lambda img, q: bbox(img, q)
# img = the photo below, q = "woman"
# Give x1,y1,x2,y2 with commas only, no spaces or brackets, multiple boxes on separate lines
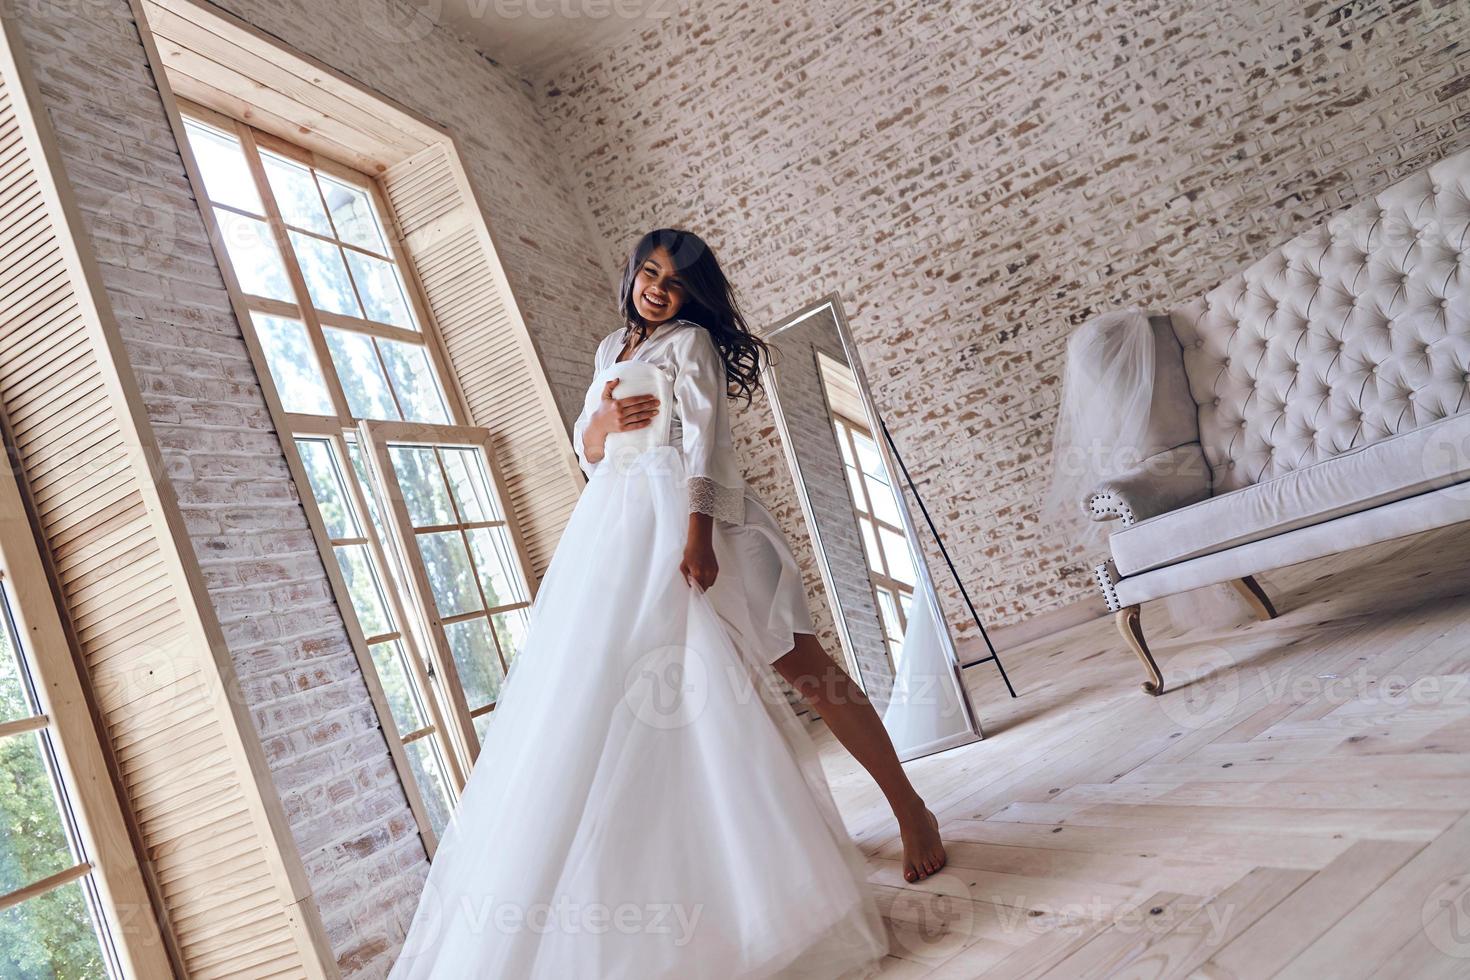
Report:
388,229,944,979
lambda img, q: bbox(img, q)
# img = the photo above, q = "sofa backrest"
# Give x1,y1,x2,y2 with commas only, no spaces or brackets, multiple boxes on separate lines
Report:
1166,145,1470,495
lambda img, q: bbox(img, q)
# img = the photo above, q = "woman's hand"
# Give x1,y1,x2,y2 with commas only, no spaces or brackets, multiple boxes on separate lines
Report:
680,541,719,591
582,379,660,464
680,513,718,590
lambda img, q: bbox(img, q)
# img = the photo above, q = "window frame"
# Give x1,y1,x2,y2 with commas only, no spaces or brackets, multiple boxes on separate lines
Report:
832,409,915,668
293,429,470,801
173,98,524,850
184,103,467,432
358,420,537,770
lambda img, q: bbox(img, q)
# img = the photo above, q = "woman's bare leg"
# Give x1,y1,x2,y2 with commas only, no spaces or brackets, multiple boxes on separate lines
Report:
773,633,946,882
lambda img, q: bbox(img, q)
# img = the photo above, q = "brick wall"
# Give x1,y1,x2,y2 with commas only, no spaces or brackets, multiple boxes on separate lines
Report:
12,0,612,974
540,0,1470,645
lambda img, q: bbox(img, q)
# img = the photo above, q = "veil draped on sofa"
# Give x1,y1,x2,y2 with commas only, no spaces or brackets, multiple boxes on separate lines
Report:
1044,307,1251,629
1042,308,1156,550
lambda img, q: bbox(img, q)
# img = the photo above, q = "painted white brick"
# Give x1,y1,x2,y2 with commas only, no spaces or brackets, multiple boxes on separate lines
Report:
540,0,1470,644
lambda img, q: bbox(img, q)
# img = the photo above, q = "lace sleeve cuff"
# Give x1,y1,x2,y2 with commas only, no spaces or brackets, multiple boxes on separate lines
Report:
688,476,745,524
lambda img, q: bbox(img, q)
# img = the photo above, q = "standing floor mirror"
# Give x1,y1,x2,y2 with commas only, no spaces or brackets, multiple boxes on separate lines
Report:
764,295,983,761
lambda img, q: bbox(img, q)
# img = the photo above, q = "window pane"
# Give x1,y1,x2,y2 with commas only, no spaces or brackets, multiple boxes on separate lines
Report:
473,711,493,749
443,618,504,710
490,607,530,666
466,526,526,608
183,120,262,215
0,623,30,723
865,473,902,527
389,447,454,527
295,438,358,539
402,738,454,836
842,463,865,513
876,588,902,642
335,545,391,638
882,631,905,664
346,440,393,564
215,209,292,301
254,315,334,416
261,152,332,235
859,519,882,574
290,231,362,317
418,532,481,618
345,250,417,329
440,448,500,523
318,173,388,254
0,878,108,979
324,328,399,420
0,732,76,894
834,423,856,466
368,641,423,735
379,340,447,424
879,527,916,586
854,432,886,480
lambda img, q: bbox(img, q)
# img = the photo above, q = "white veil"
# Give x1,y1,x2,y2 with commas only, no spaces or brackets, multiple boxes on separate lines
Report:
1044,309,1247,630
1042,307,1157,551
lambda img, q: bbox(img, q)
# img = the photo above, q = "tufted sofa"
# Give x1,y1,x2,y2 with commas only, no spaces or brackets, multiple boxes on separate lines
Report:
1087,145,1470,695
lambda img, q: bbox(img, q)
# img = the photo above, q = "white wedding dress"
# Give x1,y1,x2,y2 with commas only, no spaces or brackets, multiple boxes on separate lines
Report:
388,321,889,979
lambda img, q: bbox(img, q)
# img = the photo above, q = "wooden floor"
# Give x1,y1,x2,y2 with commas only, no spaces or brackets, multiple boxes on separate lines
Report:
817,521,1470,979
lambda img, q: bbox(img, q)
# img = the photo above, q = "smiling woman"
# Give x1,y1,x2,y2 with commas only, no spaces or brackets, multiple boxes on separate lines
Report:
387,229,893,979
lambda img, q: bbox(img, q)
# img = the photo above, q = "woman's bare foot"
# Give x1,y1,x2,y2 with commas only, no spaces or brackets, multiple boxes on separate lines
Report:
898,804,946,883
770,638,948,883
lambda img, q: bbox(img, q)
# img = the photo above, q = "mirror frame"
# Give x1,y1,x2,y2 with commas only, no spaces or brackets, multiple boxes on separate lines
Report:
763,293,983,759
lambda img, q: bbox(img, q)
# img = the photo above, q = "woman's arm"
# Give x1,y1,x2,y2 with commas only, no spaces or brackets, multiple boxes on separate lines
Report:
674,330,746,589
674,332,746,523
578,379,661,469
571,401,600,478
681,512,717,590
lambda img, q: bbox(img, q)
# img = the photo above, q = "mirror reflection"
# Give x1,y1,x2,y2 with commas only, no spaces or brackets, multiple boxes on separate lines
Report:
764,297,982,760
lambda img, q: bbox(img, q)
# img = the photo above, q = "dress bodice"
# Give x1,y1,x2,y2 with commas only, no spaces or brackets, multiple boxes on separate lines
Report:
572,321,750,524
581,360,675,461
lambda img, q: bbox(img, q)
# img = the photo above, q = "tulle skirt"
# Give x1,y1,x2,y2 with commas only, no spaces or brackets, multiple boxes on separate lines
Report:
388,446,888,979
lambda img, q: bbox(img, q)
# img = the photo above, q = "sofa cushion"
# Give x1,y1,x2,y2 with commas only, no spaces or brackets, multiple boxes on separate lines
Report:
1109,409,1470,576
1140,314,1200,458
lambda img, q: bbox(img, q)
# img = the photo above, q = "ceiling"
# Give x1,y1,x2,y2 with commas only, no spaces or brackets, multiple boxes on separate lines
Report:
439,0,689,79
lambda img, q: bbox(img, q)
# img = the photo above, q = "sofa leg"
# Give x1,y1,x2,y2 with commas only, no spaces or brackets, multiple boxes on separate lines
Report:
1230,576,1278,621
1115,605,1165,696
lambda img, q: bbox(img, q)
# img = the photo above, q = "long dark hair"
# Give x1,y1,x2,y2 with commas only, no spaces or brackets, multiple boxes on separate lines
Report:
618,228,770,405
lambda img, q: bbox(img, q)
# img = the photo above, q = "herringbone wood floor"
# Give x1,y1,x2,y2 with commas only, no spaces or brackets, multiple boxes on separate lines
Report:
816,521,1470,979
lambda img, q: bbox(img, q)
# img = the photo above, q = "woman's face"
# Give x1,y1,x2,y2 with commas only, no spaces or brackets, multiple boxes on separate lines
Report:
631,246,686,325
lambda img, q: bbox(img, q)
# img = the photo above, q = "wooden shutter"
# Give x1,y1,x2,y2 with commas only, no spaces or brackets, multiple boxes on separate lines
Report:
0,24,322,980
381,145,582,578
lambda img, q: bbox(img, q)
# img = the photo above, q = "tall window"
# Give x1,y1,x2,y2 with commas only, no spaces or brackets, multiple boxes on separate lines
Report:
0,584,117,978
833,413,916,666
177,105,535,841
